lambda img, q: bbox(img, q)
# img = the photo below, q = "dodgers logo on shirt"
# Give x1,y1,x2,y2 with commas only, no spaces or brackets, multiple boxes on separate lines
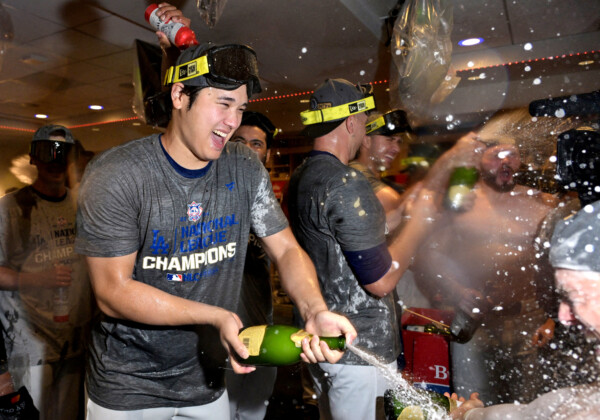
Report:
187,201,203,222
167,273,183,282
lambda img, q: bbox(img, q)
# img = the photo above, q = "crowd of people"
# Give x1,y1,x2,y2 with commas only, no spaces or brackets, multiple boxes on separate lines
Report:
0,2,597,420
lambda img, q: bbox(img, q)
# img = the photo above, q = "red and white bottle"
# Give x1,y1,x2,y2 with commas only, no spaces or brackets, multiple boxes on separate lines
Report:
53,286,69,323
145,4,198,49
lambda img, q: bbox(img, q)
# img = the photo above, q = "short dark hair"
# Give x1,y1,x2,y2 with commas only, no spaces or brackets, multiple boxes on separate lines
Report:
240,111,276,149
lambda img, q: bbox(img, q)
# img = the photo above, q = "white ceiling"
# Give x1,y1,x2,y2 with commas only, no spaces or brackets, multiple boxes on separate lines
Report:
0,0,599,190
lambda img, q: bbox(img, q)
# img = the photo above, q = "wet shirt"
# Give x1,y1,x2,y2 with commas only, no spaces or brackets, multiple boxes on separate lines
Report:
75,136,287,410
348,160,386,193
288,152,400,365
0,187,92,366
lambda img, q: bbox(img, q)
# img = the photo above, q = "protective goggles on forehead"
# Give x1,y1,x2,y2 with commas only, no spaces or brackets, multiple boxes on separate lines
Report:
164,44,261,94
366,109,411,135
30,140,74,165
300,95,375,126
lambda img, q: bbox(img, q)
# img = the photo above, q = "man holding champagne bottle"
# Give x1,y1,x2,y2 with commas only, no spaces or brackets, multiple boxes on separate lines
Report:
75,5,356,419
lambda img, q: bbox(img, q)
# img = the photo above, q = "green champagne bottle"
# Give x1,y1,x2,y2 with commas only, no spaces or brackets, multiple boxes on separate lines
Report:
235,324,346,366
445,166,478,211
384,388,457,420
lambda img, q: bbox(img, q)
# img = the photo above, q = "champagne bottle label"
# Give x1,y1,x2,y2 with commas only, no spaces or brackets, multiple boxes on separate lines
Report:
290,329,311,347
238,325,267,356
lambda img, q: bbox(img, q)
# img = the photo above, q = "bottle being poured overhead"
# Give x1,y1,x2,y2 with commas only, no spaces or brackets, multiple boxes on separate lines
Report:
145,4,199,49
234,324,346,366
445,166,479,212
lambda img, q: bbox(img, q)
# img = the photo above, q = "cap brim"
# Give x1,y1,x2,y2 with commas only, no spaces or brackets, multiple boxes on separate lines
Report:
300,120,344,138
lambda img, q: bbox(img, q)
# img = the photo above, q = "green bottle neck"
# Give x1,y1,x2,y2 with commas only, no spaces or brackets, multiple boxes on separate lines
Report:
319,335,346,351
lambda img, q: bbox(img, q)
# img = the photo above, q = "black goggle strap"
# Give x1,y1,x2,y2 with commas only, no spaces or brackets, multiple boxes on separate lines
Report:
164,55,210,85
300,96,375,126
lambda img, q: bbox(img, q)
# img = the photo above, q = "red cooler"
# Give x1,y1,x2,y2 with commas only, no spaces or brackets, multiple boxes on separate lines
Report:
401,307,453,395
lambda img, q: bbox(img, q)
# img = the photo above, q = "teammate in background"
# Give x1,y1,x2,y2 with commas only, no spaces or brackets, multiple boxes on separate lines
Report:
75,34,355,420
349,109,412,232
0,125,93,419
227,110,280,420
412,128,559,405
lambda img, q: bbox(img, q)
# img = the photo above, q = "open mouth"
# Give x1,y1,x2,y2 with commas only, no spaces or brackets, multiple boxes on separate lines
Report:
212,129,228,148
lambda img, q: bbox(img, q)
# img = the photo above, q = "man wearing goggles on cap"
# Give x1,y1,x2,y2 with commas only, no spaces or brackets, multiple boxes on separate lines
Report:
0,124,93,419
76,5,355,419
350,109,412,232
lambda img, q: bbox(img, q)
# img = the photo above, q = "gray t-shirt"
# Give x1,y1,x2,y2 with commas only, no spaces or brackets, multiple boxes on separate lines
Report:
288,152,400,365
75,135,287,410
0,187,92,366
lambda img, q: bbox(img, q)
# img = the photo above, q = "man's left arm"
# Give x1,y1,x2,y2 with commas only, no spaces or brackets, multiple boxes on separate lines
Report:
260,227,357,363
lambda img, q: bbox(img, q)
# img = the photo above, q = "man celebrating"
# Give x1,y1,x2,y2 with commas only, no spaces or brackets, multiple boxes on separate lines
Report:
287,78,446,420
0,125,92,419
349,109,412,231
75,44,355,419
412,131,558,405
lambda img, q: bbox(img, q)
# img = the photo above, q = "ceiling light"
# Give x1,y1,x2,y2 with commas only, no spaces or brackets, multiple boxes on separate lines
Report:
299,99,310,103
89,105,103,110
578,60,594,66
34,114,48,119
458,38,484,47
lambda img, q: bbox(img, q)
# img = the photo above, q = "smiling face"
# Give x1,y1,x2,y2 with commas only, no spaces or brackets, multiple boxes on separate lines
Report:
230,125,268,163
479,143,521,192
367,133,403,172
556,268,600,340
172,84,248,169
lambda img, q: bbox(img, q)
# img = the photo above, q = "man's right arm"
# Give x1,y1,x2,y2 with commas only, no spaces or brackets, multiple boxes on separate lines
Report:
362,134,485,297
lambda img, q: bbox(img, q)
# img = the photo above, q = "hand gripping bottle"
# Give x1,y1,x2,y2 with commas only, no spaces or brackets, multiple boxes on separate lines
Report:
145,4,198,49
234,324,346,366
445,167,478,211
